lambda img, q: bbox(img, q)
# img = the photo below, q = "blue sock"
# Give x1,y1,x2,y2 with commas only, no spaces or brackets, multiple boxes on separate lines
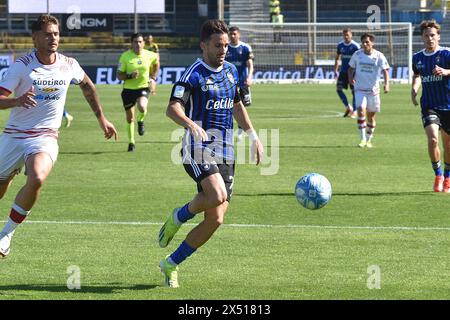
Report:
63,110,68,117
444,163,450,178
432,161,442,176
337,90,349,106
177,203,195,223
169,240,197,265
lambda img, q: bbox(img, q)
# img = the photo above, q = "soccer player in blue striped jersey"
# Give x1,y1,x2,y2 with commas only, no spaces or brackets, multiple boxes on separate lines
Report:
412,20,450,193
226,26,254,141
334,28,360,118
158,19,264,288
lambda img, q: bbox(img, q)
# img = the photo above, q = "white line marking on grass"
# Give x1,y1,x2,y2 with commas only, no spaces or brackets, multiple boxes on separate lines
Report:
18,220,450,232
255,111,342,120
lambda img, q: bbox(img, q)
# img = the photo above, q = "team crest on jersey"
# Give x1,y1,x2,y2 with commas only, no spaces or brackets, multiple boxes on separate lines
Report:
436,55,441,64
416,60,423,70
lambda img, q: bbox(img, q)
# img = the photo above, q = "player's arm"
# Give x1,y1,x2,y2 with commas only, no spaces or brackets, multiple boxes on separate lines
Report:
0,87,36,110
78,74,117,140
166,82,207,141
411,73,421,106
116,56,138,81
246,57,254,86
233,99,264,165
334,53,341,77
347,66,355,85
383,68,390,93
149,58,160,94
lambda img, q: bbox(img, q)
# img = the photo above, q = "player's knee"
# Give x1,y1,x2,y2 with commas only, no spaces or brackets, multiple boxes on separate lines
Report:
27,173,47,189
428,136,439,148
207,188,227,206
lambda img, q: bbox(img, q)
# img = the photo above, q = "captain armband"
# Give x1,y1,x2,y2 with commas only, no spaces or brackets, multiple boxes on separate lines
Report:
170,81,191,105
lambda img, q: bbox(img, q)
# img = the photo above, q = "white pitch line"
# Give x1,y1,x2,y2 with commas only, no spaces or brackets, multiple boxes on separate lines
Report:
16,220,450,232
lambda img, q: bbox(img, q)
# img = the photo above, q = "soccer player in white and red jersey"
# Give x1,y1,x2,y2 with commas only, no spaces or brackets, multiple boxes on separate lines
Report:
348,33,390,148
0,15,117,257
412,20,450,192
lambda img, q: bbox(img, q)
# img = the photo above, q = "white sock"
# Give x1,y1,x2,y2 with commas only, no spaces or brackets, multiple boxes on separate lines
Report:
1,218,18,236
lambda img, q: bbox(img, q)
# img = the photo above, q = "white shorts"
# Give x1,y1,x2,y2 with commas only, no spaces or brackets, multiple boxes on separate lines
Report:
0,134,59,181
355,91,381,113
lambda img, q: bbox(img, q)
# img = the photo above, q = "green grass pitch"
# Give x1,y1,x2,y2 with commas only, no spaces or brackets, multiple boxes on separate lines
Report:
0,84,450,300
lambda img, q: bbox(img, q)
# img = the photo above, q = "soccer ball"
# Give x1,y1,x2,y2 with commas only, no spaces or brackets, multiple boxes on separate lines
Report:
295,173,332,210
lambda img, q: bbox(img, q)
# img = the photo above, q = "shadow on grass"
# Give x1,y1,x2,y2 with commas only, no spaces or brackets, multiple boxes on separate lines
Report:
236,191,432,197
0,283,159,294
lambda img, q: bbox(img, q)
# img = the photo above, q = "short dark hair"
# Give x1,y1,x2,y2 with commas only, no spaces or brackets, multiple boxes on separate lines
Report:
229,26,240,33
361,33,375,42
31,14,59,33
420,19,441,35
131,33,144,42
200,19,229,42
343,28,352,33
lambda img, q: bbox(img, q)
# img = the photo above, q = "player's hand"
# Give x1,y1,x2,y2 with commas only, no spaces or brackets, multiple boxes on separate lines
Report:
433,65,448,76
131,70,139,79
384,83,390,93
411,89,419,106
17,86,37,109
251,138,264,165
149,79,156,95
189,122,208,142
245,77,253,86
99,117,118,140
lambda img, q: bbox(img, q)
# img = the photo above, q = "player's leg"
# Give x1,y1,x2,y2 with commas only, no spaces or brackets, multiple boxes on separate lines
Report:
355,91,367,147
1,152,53,257
62,109,74,128
365,94,380,148
136,91,149,136
121,89,137,151
350,84,356,118
159,163,233,288
337,73,352,117
0,175,15,200
126,107,136,151
422,109,443,191
440,113,450,193
158,172,227,248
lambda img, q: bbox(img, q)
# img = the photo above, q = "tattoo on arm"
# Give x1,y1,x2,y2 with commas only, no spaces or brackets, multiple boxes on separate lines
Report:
79,78,103,118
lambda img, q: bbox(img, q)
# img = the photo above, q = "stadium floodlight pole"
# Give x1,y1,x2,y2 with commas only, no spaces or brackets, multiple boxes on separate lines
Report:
313,0,317,65
218,0,224,20
134,0,138,33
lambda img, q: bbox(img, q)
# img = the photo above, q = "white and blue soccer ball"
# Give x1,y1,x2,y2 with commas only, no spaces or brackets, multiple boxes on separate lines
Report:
295,173,332,210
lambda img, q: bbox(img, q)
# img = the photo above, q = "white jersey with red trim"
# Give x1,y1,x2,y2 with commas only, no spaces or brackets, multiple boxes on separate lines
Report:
0,51,85,138
348,49,389,94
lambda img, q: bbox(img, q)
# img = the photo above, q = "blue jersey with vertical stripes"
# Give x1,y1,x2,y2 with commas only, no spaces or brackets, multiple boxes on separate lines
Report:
225,41,253,87
172,58,240,162
412,46,450,110
337,40,360,73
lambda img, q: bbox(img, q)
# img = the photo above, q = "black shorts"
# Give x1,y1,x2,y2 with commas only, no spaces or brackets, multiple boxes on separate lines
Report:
240,86,252,106
336,72,353,91
121,88,149,110
183,159,235,202
421,108,450,134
